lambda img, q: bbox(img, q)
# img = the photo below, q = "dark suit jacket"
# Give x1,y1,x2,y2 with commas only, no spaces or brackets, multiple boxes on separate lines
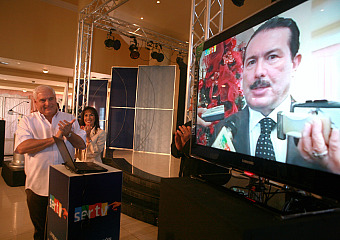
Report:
214,106,327,171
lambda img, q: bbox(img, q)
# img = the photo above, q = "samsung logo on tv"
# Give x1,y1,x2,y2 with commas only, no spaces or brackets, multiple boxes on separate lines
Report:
242,159,254,165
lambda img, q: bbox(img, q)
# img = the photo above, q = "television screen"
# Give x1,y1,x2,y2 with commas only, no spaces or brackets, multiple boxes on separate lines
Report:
191,0,340,201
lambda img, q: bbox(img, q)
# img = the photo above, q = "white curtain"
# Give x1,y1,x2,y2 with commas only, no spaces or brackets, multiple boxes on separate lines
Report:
312,43,340,101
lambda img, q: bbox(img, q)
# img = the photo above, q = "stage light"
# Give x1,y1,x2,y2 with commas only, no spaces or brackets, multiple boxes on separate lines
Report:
146,41,154,50
150,44,164,62
176,56,184,65
232,0,245,7
129,37,140,59
156,52,164,62
151,51,158,59
151,51,164,62
104,29,121,50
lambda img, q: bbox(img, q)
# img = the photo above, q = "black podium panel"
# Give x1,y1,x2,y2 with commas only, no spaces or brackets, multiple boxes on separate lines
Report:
158,177,340,240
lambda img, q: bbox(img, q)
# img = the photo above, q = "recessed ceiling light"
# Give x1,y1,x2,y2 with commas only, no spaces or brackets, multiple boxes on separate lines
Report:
140,17,144,20
17,62,21,65
156,1,160,3
43,69,49,73
23,90,27,92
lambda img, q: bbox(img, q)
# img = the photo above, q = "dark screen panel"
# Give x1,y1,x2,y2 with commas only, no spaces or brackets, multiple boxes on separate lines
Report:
107,108,135,149
110,67,138,108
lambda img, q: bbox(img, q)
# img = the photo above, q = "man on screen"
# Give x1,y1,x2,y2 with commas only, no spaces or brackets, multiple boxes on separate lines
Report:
216,17,340,173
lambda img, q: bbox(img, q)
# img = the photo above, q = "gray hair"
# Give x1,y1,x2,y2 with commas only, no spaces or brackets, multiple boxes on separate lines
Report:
33,85,56,100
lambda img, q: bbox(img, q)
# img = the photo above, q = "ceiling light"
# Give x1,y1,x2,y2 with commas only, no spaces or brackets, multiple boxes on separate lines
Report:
176,56,184,65
232,0,245,7
156,1,160,3
43,69,49,73
104,29,121,50
140,17,144,20
145,41,154,50
151,51,164,62
156,53,164,62
23,90,27,92
129,37,140,59
150,44,164,62
0,61,9,65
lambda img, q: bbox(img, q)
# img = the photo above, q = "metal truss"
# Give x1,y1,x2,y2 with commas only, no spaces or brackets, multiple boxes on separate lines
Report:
185,0,224,122
73,0,129,117
73,0,189,117
93,16,189,53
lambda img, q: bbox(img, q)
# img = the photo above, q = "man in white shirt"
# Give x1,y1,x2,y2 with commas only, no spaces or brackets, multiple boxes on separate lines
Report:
14,85,86,240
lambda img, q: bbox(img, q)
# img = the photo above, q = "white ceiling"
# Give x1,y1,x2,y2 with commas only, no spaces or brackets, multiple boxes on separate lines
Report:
0,0,271,95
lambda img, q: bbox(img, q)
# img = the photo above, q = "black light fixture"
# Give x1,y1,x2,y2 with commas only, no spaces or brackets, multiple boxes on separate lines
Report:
176,56,184,65
104,29,121,50
232,0,245,7
129,37,140,59
150,44,164,62
145,41,154,50
176,52,186,68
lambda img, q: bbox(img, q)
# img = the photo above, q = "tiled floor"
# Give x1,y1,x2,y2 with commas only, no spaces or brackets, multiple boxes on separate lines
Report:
0,163,159,240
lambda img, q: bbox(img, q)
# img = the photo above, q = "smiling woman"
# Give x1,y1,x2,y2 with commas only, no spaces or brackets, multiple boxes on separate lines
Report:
78,106,106,163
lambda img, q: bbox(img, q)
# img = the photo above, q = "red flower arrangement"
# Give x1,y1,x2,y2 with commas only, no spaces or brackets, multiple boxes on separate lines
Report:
197,37,245,145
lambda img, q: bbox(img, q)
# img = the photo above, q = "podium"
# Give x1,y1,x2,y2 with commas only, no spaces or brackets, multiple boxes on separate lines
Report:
47,164,122,240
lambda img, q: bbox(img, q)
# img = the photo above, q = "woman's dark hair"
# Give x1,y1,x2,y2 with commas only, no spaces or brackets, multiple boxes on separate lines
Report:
79,106,100,131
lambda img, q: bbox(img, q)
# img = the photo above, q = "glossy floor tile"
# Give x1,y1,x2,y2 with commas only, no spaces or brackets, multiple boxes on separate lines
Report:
110,149,181,178
0,161,159,240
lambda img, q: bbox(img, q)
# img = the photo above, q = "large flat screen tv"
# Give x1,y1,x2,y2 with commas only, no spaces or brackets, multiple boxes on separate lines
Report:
191,0,340,201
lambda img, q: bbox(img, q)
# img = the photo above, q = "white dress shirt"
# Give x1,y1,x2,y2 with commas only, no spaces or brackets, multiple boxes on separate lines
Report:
14,111,86,196
248,96,291,163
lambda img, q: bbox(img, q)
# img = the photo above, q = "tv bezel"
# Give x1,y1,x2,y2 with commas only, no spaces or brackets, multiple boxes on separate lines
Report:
190,0,340,201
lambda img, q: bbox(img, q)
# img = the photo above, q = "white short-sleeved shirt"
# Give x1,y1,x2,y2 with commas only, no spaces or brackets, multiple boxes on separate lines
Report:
14,111,86,196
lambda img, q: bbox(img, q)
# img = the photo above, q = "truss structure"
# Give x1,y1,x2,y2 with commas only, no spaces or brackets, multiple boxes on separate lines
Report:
72,0,189,117
185,0,224,122
73,0,224,121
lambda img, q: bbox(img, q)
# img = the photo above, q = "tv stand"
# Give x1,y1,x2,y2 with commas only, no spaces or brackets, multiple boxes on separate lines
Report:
158,177,340,240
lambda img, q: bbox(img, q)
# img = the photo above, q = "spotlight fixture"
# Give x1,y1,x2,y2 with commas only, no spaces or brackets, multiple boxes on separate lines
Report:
232,0,245,7
176,56,184,65
150,44,164,62
129,37,140,59
145,41,154,50
104,29,121,50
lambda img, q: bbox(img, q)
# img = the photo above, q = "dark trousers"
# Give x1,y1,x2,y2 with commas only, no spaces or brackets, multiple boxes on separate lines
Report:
26,189,48,240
